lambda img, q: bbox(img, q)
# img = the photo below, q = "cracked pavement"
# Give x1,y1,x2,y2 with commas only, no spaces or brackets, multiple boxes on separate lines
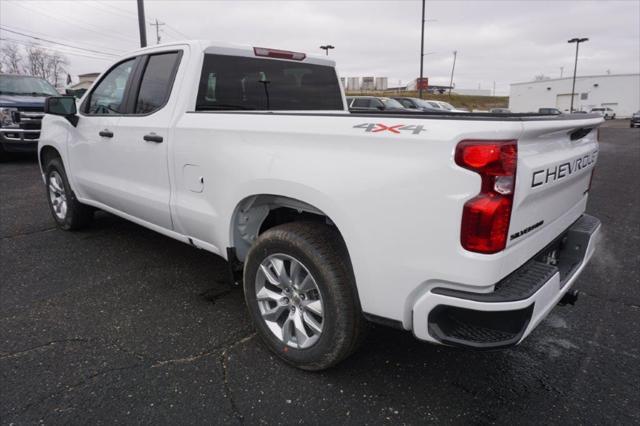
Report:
1,122,639,424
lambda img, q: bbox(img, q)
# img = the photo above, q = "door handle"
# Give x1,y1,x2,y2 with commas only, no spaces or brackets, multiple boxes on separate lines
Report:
99,129,114,138
143,133,163,143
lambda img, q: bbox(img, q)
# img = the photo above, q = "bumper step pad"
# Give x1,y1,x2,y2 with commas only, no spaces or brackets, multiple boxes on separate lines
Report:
427,214,600,349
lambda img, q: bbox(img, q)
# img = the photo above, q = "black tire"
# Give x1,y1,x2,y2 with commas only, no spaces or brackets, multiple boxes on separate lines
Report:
243,221,365,370
44,157,93,230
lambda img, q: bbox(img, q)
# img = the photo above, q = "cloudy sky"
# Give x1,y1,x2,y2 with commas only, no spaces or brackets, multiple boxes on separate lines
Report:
1,0,638,94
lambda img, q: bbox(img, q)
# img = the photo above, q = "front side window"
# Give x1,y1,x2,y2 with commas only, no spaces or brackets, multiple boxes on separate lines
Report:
87,59,135,115
135,52,181,114
196,54,343,111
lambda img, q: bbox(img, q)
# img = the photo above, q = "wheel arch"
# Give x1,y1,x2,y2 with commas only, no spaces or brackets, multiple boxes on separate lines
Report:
39,145,62,172
230,193,348,262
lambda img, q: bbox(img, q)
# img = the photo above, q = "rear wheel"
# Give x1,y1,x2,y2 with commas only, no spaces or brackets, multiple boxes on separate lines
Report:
243,222,365,370
44,157,93,230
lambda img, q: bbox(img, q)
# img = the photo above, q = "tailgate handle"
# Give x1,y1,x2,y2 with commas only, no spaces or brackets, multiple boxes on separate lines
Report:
569,127,593,141
99,129,114,138
143,133,163,143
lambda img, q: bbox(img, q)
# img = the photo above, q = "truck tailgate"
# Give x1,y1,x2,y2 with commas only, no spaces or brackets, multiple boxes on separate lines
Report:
508,117,602,247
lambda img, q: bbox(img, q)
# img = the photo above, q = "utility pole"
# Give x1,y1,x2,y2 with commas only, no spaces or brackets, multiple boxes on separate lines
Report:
448,50,457,96
568,37,588,113
136,0,147,48
150,18,165,44
418,0,425,98
493,81,496,96
320,45,335,56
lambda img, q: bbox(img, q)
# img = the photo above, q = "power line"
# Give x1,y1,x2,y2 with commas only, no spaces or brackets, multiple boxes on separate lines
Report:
0,24,125,55
164,23,191,40
8,1,139,45
0,26,119,57
0,37,114,61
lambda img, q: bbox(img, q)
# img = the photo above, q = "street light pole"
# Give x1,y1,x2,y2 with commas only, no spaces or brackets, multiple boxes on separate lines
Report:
448,50,457,96
136,0,147,48
320,45,335,56
568,37,588,113
419,0,425,98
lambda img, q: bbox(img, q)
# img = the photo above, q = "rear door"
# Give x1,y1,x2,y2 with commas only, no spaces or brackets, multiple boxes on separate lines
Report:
508,117,602,247
105,50,183,229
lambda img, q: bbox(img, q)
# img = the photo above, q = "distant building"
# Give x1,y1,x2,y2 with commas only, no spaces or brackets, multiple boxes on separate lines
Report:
66,72,100,97
361,76,375,91
346,77,360,91
509,73,640,117
374,77,388,91
339,77,346,88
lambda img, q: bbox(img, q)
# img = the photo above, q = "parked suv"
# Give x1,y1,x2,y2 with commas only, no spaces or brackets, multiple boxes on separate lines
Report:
631,111,640,128
0,74,59,157
346,96,407,111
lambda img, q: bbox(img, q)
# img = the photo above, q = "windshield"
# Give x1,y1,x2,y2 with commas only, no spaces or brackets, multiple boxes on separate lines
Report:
0,75,59,96
415,99,437,109
439,102,456,110
381,98,405,109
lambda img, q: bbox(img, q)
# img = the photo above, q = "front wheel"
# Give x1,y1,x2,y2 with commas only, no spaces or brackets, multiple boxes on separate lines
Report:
44,157,93,230
243,222,365,370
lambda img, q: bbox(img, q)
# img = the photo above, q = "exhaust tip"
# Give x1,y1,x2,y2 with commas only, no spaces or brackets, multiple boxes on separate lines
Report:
559,289,579,306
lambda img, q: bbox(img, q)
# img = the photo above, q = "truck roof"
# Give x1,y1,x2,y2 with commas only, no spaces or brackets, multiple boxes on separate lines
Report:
121,40,336,67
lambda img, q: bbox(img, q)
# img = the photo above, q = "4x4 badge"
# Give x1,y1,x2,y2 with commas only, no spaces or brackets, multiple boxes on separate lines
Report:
353,123,426,135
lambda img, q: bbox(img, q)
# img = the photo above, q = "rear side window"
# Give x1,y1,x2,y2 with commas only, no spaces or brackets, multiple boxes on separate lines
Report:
352,98,369,108
135,52,181,114
196,54,343,111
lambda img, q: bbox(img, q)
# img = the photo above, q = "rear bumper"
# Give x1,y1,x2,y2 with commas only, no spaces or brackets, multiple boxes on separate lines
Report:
412,214,601,349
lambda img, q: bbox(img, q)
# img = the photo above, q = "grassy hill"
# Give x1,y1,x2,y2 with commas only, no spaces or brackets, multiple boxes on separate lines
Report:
345,91,509,111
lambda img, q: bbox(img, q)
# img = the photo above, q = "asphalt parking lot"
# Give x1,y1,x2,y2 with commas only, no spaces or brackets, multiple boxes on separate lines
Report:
1,121,639,425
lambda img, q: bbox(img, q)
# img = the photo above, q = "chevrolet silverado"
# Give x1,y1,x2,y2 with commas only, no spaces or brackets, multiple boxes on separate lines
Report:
39,41,602,370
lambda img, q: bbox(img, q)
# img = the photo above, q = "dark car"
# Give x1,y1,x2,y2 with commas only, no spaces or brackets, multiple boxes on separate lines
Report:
631,111,640,128
346,96,408,112
538,107,562,115
392,97,441,112
0,74,59,158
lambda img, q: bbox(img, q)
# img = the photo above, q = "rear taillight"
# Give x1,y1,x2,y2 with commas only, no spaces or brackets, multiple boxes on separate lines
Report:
455,140,518,254
253,47,306,61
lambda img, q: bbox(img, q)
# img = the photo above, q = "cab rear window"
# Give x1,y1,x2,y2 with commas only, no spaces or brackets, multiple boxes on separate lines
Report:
195,54,343,111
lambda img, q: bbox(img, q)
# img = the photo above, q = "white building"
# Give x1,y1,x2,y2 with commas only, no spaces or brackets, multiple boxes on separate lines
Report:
509,73,640,117
346,77,360,91
374,77,388,91
361,76,375,91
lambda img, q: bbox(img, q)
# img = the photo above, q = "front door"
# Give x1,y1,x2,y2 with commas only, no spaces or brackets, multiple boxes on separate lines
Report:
68,58,136,208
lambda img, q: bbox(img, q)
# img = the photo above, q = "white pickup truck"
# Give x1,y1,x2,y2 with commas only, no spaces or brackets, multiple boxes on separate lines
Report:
39,41,602,370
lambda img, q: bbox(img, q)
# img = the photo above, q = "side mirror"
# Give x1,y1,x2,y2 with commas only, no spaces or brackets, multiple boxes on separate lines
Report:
376,105,385,110
45,96,78,126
